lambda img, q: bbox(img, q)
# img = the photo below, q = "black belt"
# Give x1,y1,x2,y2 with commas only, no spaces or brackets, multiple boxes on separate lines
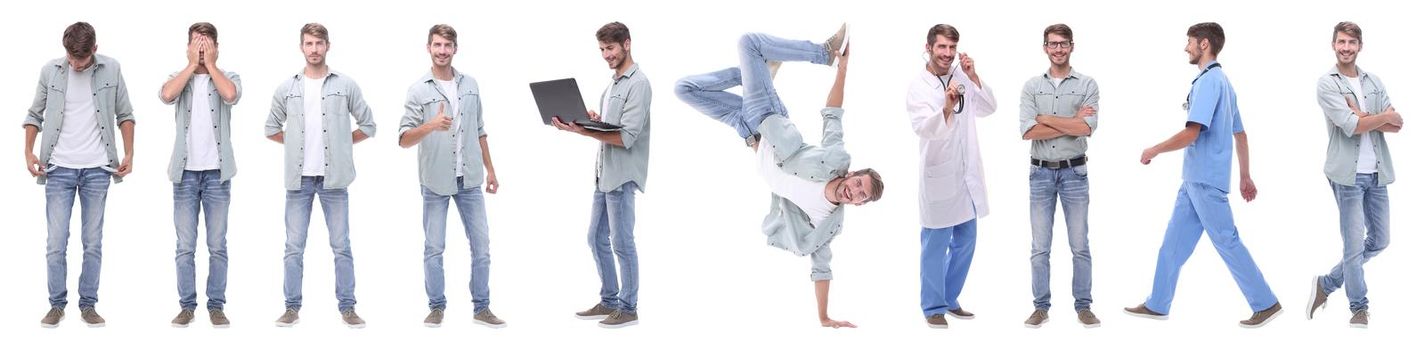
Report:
1030,156,1087,169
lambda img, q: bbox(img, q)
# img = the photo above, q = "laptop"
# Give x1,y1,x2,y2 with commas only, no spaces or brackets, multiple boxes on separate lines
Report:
530,78,622,131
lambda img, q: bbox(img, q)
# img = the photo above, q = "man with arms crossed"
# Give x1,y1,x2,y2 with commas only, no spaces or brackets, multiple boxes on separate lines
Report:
1306,21,1401,329
1017,23,1100,328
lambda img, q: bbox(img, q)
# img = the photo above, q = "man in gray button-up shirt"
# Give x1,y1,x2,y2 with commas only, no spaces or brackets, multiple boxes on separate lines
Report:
157,22,241,327
1016,24,1101,328
552,22,650,329
26,22,136,328
263,23,375,328
397,24,505,328
1307,22,1401,328
672,27,883,329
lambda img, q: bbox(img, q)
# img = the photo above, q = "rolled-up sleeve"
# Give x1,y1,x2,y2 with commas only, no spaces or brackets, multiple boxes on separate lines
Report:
1018,80,1038,136
264,85,287,137
616,80,651,149
1317,76,1358,136
24,67,48,129
347,83,377,138
810,246,833,281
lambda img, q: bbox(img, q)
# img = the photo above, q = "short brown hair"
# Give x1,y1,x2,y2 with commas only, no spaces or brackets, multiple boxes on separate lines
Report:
428,24,457,46
1334,21,1362,43
596,22,630,44
188,22,218,43
63,22,96,59
1186,22,1225,55
849,168,885,203
926,24,960,46
300,23,329,43
1043,23,1073,43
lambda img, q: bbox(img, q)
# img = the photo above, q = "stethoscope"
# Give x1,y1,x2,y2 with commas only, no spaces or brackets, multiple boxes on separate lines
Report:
1182,62,1222,111
925,51,966,114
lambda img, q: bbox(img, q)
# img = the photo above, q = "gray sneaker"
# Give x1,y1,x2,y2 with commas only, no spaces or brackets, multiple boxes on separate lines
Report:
341,309,366,329
473,308,507,329
1078,309,1101,328
171,309,195,328
274,308,300,327
823,23,849,66
424,308,444,328
926,314,947,329
1123,304,1168,320
209,309,230,328
79,307,105,327
575,303,616,320
947,308,975,320
598,310,638,329
1350,310,1369,329
1024,309,1049,328
1239,302,1282,328
1307,276,1329,320
40,307,64,328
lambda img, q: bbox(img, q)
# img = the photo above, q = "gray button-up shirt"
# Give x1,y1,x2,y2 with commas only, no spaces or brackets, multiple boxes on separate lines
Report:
264,70,376,190
1318,65,1395,186
594,64,651,193
1018,68,1099,161
759,108,851,281
399,70,486,196
163,71,242,183
24,55,135,184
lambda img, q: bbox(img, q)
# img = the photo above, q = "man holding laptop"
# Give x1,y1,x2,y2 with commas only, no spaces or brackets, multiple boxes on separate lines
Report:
548,21,651,329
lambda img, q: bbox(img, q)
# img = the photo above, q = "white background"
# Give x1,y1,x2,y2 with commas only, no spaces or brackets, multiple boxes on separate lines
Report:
0,0,1416,348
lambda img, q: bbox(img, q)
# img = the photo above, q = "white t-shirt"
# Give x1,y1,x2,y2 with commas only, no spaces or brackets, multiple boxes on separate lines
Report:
51,68,109,169
185,75,220,171
301,77,326,176
1347,76,1376,174
437,79,465,177
756,144,836,226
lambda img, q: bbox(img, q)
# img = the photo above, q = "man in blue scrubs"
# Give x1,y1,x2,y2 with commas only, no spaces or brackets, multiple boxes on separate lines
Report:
1126,22,1282,328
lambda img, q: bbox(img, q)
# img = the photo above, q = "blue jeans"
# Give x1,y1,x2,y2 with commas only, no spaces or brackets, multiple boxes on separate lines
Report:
588,181,639,312
283,176,356,311
673,33,831,140
174,170,231,310
1145,182,1277,314
1321,173,1390,312
920,219,977,317
423,177,492,312
45,166,111,309
1029,165,1092,311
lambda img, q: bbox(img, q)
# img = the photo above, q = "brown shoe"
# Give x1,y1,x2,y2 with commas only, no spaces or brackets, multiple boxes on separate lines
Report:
823,23,848,66
575,303,616,320
40,307,64,328
1349,310,1369,329
1123,304,1167,320
80,307,106,328
1239,302,1282,328
341,309,366,329
1023,309,1049,328
947,308,975,320
598,310,638,329
472,308,507,329
423,308,444,328
1078,309,1101,328
274,308,299,327
926,313,947,329
1307,276,1329,320
209,309,230,328
171,309,195,328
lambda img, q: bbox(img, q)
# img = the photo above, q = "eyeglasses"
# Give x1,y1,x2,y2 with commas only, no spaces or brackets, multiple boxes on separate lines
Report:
1044,41,1073,49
